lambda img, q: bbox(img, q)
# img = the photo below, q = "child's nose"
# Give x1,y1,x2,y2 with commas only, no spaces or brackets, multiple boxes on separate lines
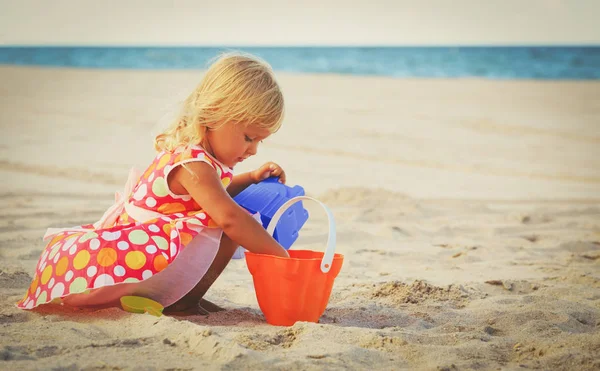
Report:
247,143,258,156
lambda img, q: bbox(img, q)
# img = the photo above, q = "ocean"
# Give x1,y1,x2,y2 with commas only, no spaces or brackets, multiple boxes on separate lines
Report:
0,46,598,79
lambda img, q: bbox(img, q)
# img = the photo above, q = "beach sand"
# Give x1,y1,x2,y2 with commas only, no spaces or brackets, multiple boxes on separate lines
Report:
1,66,599,370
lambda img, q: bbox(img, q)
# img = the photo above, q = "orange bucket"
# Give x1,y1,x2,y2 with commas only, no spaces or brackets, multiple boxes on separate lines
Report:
246,196,343,326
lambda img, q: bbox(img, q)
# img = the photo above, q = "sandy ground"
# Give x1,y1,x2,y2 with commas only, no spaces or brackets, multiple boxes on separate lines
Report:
0,66,599,370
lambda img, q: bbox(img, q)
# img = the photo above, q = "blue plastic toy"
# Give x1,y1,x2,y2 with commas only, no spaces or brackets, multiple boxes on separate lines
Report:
234,177,309,249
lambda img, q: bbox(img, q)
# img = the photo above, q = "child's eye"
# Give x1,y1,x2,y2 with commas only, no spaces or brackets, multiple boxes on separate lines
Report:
244,135,253,142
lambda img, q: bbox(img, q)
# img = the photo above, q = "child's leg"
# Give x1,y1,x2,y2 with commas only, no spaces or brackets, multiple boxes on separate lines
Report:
164,233,238,313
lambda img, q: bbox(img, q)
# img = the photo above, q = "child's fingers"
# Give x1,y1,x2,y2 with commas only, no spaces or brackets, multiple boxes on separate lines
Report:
261,162,286,183
272,166,286,183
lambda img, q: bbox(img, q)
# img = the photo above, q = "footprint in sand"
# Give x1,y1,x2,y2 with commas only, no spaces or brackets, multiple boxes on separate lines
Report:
0,269,32,289
368,280,474,308
521,214,553,225
235,327,302,351
484,279,541,294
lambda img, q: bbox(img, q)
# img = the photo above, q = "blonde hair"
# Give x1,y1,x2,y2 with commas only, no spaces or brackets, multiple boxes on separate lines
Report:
154,51,285,152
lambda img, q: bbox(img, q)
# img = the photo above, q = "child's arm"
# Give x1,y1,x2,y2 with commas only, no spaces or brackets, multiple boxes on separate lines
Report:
227,162,287,198
170,162,289,258
226,172,255,198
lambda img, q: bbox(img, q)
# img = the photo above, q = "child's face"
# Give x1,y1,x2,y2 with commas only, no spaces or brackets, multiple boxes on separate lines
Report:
206,122,271,168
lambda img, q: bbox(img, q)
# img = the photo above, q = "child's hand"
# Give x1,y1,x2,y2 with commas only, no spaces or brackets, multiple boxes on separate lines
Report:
251,162,286,184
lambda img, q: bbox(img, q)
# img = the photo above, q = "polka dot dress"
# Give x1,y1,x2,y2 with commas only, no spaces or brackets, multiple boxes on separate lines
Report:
17,145,233,309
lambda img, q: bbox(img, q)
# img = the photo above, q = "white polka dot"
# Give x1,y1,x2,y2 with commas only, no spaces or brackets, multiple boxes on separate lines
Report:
133,184,148,201
175,221,183,229
148,172,155,182
145,245,157,254
181,195,192,202
170,242,178,257
87,265,98,277
35,287,41,298
113,265,126,277
184,219,199,226
162,252,169,260
145,197,157,207
40,261,47,272
36,291,48,306
170,231,177,239
40,250,49,263
62,238,76,251
197,213,206,220
164,164,172,174
93,274,115,288
161,216,172,222
25,300,34,309
65,271,74,282
148,224,160,233
101,231,121,241
175,213,184,218
51,283,65,299
117,241,129,250
48,278,55,289
69,245,78,255
189,226,203,233
89,239,100,250
142,270,153,280
53,253,61,264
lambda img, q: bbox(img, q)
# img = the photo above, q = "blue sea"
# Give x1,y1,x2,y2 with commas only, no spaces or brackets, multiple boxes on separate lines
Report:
0,46,598,79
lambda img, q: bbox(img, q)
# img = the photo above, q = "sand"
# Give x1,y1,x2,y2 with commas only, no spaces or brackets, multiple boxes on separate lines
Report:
0,66,599,370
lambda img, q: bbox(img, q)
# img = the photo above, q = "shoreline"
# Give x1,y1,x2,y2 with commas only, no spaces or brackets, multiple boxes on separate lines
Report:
2,64,600,83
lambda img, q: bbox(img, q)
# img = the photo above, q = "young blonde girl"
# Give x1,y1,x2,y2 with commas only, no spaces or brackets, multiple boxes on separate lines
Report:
17,51,289,314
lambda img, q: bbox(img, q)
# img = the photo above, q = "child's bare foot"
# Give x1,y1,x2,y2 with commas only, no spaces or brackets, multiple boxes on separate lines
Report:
164,299,209,315
164,298,225,315
199,298,225,313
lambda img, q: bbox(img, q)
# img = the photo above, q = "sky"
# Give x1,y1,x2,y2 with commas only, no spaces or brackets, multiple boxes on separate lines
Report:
0,0,598,46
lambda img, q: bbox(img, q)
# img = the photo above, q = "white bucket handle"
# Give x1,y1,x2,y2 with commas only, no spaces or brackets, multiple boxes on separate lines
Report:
266,196,336,273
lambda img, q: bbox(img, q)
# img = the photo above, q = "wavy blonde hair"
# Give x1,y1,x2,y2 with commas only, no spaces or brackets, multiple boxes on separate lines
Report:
155,51,285,152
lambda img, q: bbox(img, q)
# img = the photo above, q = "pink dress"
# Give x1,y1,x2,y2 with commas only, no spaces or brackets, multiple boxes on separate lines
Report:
17,145,233,309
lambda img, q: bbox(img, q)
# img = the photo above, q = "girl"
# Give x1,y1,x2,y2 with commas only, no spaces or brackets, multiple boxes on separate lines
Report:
17,52,290,314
